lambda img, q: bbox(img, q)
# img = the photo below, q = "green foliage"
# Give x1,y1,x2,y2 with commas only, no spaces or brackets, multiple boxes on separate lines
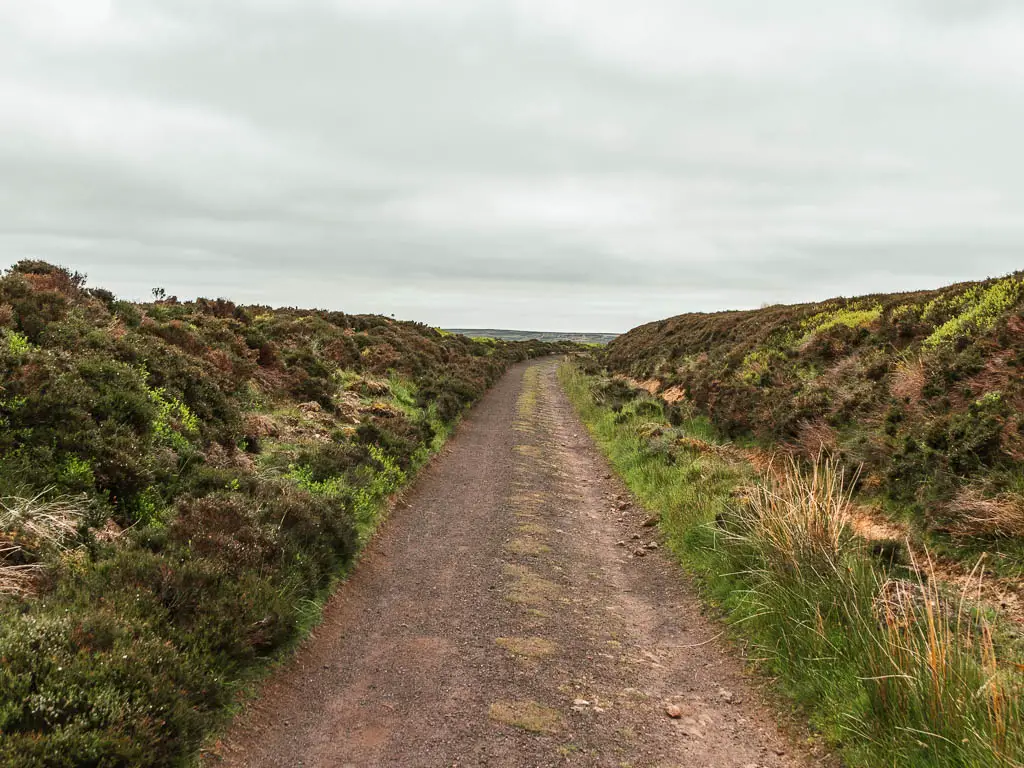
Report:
738,348,786,385
800,303,883,342
57,456,94,493
924,276,1024,348
603,271,1024,542
4,330,30,357
148,385,200,454
0,260,570,766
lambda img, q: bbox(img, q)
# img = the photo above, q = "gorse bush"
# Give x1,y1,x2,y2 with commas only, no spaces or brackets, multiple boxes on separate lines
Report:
924,276,1024,348
0,260,569,766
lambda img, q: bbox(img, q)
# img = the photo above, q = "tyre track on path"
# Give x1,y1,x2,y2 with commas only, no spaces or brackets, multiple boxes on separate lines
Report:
211,360,824,768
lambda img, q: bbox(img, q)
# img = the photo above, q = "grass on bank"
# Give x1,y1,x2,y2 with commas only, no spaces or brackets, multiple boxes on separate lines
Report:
559,362,1024,768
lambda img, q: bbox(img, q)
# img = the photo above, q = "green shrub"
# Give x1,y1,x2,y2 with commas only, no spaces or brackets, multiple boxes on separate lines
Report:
925,276,1024,348
0,260,567,765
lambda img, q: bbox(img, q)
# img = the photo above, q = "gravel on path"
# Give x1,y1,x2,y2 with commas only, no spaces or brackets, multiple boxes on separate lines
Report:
211,359,827,768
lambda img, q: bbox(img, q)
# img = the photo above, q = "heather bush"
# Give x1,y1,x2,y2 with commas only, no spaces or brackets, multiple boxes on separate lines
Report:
0,261,566,766
603,271,1024,537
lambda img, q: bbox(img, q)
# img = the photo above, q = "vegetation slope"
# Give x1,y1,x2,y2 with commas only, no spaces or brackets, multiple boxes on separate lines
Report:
605,272,1024,550
0,261,568,766
562,271,1024,766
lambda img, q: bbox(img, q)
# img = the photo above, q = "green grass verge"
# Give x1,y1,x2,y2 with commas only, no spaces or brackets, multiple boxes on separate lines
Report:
560,362,1024,768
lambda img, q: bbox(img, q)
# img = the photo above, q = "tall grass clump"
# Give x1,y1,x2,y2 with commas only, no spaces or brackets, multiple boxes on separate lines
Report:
724,455,853,581
562,361,1024,768
864,554,1023,766
722,457,1024,766
718,456,880,746
0,490,84,596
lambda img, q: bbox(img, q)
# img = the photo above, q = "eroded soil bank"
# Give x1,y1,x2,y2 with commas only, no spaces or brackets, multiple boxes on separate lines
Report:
211,360,827,768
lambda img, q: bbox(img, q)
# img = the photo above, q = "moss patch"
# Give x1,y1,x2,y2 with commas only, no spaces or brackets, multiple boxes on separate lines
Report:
488,700,563,734
503,564,560,606
505,537,551,557
495,636,557,658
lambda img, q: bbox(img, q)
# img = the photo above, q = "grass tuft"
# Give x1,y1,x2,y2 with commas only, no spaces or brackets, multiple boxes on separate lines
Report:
0,489,84,595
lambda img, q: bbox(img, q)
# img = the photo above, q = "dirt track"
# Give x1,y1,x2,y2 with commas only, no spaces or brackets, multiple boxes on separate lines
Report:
212,360,823,768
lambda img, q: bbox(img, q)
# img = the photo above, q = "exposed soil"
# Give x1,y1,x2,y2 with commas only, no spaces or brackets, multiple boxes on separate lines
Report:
209,360,829,768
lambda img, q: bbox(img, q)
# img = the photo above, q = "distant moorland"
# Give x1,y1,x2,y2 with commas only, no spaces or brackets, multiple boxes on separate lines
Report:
447,328,618,345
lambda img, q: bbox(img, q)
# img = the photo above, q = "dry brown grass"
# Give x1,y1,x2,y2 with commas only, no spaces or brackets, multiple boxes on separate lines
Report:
1001,414,1024,463
0,490,84,595
792,418,840,459
243,413,280,438
504,537,551,557
494,636,557,658
615,375,661,395
673,436,746,464
503,564,560,607
488,700,563,733
890,356,926,404
945,488,1024,538
661,385,687,404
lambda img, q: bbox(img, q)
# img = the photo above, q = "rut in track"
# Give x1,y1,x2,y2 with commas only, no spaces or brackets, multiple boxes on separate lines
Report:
211,360,825,768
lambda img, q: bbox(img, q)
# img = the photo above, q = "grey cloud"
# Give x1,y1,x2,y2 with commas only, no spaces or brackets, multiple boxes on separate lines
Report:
1,1,1022,332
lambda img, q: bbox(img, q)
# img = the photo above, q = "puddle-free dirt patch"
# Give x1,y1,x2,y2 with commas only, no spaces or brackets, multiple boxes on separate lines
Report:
488,700,563,734
495,636,557,658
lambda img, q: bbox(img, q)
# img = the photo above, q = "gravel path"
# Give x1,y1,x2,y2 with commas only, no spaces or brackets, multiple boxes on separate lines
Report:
211,360,824,768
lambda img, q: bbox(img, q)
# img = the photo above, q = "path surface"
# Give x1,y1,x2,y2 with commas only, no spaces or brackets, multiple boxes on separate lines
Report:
213,360,821,768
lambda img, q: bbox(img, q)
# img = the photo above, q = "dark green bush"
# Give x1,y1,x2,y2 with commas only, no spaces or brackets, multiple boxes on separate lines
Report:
0,260,565,767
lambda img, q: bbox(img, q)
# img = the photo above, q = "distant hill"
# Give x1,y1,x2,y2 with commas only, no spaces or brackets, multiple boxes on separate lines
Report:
448,328,618,345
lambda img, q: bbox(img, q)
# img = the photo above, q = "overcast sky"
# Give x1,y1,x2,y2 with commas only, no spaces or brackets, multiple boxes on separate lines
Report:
1,1,1022,331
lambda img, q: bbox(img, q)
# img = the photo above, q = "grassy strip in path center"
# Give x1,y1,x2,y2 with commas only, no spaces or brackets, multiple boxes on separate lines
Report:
559,362,1024,768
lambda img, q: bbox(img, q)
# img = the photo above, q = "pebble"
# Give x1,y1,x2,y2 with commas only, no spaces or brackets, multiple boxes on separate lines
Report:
665,704,683,718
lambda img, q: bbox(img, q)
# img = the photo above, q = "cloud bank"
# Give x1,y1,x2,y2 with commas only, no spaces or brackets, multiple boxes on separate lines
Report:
2,0,1022,330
